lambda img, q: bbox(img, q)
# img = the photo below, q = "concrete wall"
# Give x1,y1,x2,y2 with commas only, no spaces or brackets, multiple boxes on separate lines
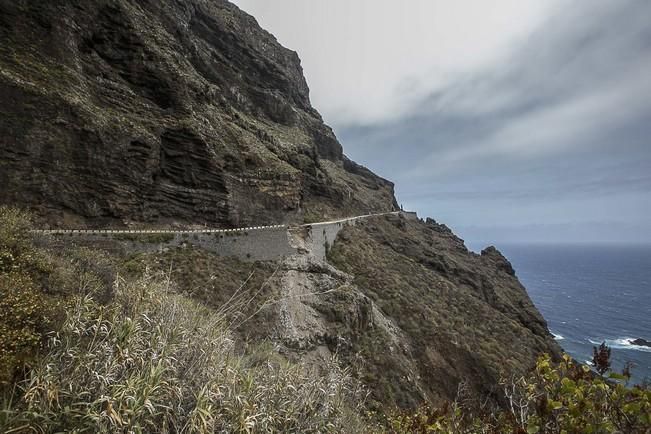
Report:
33,211,411,262
33,225,296,261
303,221,349,261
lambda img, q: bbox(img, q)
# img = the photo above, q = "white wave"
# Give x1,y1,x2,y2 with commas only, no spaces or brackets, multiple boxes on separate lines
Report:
551,332,565,340
588,337,651,353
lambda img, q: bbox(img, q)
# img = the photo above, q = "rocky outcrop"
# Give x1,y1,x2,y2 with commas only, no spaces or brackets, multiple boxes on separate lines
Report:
0,0,396,228
630,338,651,348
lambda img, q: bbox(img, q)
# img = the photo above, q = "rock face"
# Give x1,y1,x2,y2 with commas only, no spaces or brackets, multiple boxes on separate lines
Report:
0,0,396,228
327,214,561,407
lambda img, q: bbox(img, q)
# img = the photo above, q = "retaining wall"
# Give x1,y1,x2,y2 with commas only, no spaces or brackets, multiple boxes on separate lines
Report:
302,213,399,261
401,211,419,221
33,225,296,261
32,211,409,262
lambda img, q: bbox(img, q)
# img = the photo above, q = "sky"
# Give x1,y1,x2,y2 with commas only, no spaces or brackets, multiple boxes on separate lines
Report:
232,0,651,245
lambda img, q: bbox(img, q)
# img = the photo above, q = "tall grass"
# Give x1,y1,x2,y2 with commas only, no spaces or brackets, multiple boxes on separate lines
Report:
1,270,367,433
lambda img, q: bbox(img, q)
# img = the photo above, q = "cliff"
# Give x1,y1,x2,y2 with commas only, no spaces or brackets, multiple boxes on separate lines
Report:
0,0,561,414
0,0,396,228
327,215,560,406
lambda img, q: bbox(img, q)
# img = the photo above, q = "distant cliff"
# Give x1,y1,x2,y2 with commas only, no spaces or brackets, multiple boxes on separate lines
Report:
0,0,396,228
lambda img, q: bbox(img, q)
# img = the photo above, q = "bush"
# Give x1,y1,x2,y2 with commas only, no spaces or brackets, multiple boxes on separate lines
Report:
0,207,57,386
0,207,115,389
0,272,56,386
0,206,34,274
380,354,651,433
505,354,651,433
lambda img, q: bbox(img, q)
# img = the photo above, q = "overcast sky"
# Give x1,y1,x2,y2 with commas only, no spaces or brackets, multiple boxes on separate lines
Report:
232,0,651,245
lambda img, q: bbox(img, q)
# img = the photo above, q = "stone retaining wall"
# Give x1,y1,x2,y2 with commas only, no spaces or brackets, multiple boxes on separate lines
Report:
301,213,400,261
33,211,409,262
33,225,296,261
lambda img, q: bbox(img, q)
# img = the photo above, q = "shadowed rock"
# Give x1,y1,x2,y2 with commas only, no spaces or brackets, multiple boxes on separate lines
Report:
630,338,651,348
0,0,397,228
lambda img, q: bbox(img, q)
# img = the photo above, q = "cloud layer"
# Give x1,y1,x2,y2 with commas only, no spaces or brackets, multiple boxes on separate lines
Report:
233,0,558,125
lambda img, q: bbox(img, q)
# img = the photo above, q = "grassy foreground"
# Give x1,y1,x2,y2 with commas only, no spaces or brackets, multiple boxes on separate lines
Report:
0,207,649,433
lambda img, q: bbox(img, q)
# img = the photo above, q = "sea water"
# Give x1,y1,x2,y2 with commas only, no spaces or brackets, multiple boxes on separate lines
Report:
493,244,651,385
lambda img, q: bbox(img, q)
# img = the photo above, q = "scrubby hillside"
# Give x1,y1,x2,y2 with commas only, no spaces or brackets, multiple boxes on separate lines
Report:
0,208,368,432
0,0,396,228
111,213,560,410
3,209,649,433
327,214,561,407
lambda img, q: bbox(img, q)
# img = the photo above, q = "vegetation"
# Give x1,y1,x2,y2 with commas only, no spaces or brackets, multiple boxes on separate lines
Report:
327,216,560,408
592,342,612,376
381,354,650,433
0,207,61,387
1,272,366,433
0,208,366,433
121,248,280,341
1,207,649,432
303,209,323,224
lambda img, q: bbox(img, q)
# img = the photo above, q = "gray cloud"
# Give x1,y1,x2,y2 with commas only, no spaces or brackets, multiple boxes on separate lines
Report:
232,0,560,125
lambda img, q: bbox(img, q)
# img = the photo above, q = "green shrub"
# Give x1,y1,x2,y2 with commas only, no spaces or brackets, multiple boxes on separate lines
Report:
506,354,651,433
0,207,115,389
0,207,56,386
303,210,322,224
0,206,34,274
379,354,651,433
0,272,56,386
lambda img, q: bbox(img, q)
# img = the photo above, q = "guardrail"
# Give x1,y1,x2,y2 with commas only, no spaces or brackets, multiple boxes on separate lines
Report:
31,224,289,235
30,211,406,236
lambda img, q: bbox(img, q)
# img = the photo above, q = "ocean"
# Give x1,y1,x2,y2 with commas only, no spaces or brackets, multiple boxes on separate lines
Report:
477,243,651,384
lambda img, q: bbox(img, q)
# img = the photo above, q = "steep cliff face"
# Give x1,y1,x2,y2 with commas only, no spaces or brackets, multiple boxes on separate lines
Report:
0,0,396,228
1,0,561,412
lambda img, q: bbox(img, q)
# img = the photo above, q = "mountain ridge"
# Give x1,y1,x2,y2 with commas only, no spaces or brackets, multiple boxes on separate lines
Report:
0,0,396,228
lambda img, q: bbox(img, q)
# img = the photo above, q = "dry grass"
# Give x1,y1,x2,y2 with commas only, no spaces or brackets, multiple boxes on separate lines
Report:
0,268,367,433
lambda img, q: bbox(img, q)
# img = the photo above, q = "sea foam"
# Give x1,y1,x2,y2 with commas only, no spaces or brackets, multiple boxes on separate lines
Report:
588,338,651,353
